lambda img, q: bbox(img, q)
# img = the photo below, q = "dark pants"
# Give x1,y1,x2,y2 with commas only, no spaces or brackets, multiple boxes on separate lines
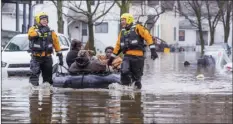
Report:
120,55,145,85
29,56,53,85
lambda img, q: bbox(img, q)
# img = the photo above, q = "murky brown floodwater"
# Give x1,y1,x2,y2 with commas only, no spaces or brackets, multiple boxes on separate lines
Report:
1,52,232,123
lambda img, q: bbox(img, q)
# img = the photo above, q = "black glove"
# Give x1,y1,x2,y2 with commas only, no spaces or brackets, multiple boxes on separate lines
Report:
107,56,115,66
150,48,158,60
39,26,50,34
56,52,63,66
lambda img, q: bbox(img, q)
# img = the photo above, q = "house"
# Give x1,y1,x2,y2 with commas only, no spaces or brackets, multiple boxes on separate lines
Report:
2,1,179,52
178,17,232,52
130,1,179,45
3,1,230,53
176,1,233,51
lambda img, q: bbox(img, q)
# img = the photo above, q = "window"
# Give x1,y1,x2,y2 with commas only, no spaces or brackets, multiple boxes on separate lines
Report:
95,22,108,33
179,30,185,41
82,22,88,36
59,36,70,47
4,36,29,51
174,27,176,41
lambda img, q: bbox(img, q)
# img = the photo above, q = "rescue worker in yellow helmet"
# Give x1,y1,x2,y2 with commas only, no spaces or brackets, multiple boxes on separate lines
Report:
28,12,63,86
108,13,158,89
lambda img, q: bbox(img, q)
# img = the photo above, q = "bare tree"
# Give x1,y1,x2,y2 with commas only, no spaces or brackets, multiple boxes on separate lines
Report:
53,0,64,33
115,0,131,17
204,1,222,45
144,1,174,31
115,0,131,30
52,0,115,51
176,0,206,55
217,0,232,44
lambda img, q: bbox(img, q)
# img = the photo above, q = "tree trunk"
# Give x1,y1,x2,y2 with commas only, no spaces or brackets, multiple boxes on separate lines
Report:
87,22,95,51
197,20,205,55
224,24,230,43
119,0,130,30
120,0,130,16
57,0,63,33
224,3,231,43
209,29,215,46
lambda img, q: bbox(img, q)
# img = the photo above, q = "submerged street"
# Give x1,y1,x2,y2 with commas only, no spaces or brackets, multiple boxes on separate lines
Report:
1,52,232,123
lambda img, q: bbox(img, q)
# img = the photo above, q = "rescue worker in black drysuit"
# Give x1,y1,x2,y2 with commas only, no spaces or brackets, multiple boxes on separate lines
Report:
28,12,63,86
108,13,158,89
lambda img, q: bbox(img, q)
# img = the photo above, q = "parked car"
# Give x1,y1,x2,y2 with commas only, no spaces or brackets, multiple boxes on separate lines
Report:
1,33,71,76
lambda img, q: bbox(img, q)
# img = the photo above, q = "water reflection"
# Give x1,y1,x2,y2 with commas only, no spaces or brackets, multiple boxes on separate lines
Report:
120,92,143,123
1,90,225,123
51,90,122,123
1,52,232,123
29,90,52,123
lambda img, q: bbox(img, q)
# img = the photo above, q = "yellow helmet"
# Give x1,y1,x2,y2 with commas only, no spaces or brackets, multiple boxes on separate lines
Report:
121,13,134,25
34,12,48,24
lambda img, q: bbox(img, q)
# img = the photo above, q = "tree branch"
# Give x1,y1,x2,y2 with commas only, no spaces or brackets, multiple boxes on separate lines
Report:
115,0,122,8
91,0,101,16
93,2,115,22
72,1,88,15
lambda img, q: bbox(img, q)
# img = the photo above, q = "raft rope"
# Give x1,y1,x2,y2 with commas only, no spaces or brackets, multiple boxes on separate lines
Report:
81,73,84,88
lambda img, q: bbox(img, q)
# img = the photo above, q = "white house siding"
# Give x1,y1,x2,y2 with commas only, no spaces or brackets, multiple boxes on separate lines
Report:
65,1,120,51
68,21,82,41
178,29,196,46
159,11,179,44
92,3,120,48
94,20,120,47
2,3,29,32
2,15,24,32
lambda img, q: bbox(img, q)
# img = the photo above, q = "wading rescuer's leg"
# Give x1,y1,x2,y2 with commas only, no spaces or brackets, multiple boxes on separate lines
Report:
130,56,144,89
29,56,41,86
41,56,53,85
120,56,132,85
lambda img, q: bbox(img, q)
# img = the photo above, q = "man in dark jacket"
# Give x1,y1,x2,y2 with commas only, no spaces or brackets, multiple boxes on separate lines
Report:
66,39,83,67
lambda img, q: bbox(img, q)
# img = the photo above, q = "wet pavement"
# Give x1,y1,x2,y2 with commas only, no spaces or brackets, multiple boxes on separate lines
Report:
1,52,232,123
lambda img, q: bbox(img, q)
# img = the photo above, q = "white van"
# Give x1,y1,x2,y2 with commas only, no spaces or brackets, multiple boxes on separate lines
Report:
1,33,71,76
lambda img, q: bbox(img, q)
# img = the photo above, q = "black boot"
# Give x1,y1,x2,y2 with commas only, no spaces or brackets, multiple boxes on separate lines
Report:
29,75,39,86
135,81,142,89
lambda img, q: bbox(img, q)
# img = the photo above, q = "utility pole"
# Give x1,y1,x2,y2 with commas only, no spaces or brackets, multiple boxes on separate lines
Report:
28,0,32,30
16,1,19,32
23,3,27,33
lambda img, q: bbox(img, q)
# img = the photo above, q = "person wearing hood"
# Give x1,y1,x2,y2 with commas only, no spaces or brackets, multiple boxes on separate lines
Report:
68,50,107,74
66,39,83,68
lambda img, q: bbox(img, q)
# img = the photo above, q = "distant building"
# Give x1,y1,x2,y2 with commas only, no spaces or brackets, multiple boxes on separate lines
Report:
2,1,232,51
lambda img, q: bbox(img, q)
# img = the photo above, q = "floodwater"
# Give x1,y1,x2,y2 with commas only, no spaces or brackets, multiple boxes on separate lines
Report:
1,52,232,123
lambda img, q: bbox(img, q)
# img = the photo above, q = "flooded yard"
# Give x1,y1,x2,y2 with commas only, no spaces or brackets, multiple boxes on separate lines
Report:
1,52,232,123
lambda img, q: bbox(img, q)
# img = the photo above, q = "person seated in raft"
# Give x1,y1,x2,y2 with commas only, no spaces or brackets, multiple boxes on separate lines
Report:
66,39,83,68
68,50,107,75
97,46,122,72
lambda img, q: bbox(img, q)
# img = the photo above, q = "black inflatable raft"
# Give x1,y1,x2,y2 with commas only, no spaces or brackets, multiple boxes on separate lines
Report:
52,64,121,89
